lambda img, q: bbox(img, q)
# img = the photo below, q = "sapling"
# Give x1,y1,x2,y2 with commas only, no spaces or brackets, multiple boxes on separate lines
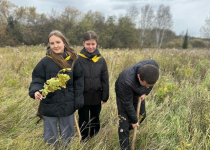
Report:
39,68,71,98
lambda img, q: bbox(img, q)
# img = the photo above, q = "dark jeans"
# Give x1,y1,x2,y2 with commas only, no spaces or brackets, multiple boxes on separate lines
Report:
117,97,146,150
78,104,102,141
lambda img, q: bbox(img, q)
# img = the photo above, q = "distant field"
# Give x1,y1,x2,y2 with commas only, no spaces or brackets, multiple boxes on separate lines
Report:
0,46,209,150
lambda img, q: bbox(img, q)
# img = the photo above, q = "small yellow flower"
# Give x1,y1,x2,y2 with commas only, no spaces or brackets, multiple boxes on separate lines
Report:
164,87,168,92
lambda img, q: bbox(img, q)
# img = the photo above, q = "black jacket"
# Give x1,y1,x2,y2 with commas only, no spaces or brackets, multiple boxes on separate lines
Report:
29,54,84,117
115,59,159,123
77,48,109,105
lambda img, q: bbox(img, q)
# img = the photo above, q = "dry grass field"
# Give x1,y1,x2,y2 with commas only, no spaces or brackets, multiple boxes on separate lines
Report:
0,46,210,150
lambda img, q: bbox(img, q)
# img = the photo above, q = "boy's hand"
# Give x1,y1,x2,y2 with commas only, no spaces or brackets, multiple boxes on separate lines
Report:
131,122,139,128
139,94,146,101
102,101,106,105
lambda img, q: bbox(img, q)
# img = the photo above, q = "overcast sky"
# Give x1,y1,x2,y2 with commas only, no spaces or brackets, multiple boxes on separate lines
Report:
8,0,210,37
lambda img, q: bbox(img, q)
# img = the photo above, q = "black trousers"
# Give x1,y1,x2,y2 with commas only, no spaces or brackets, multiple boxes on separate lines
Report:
78,104,101,140
117,97,146,150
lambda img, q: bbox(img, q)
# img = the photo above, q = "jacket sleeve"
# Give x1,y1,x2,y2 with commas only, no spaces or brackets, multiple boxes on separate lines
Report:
29,60,46,99
101,58,109,102
146,86,153,95
73,60,84,110
117,81,138,124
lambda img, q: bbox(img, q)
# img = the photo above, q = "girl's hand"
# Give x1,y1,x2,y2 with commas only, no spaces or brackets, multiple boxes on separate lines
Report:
35,91,44,100
102,101,106,105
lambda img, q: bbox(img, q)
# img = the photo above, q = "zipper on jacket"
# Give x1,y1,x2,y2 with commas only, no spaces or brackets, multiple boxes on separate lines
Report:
91,62,94,90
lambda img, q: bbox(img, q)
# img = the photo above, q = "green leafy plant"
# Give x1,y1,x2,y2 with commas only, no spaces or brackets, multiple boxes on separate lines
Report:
39,68,71,97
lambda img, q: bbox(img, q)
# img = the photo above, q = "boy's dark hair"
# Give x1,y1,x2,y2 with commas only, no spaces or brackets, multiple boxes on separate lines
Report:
138,64,159,84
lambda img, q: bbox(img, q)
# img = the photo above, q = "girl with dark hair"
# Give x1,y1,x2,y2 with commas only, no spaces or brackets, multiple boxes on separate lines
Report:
77,31,109,141
29,30,84,147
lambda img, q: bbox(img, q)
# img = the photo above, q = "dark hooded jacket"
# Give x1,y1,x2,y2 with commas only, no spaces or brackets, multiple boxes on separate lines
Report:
115,59,159,124
77,48,109,105
29,53,84,117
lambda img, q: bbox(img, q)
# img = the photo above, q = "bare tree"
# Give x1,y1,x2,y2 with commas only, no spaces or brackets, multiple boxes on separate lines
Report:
154,5,173,49
0,0,16,23
61,6,81,25
126,5,139,25
139,4,154,48
60,6,82,43
200,13,210,39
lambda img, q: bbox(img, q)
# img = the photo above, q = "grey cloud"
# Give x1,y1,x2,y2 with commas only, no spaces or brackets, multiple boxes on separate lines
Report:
8,0,210,37
112,0,148,1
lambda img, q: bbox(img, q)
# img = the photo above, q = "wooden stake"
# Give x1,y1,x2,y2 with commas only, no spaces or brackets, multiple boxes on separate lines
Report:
74,114,82,140
131,99,142,150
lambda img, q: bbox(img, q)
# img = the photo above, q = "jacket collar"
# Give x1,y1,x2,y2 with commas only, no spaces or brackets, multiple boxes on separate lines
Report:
80,47,101,58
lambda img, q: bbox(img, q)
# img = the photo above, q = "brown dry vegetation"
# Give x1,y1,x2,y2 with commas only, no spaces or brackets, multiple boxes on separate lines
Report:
0,46,210,150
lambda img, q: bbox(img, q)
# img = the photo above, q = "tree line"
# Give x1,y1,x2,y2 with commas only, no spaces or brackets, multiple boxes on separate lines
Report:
0,0,209,49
